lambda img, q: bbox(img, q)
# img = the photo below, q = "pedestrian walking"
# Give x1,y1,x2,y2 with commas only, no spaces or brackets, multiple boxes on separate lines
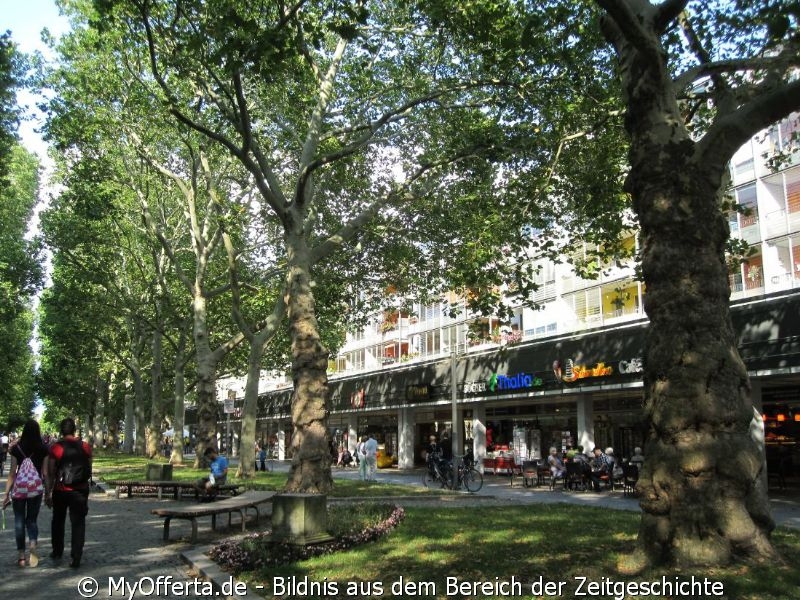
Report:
357,436,368,481
365,434,378,481
257,445,267,472
3,419,48,567
45,417,92,568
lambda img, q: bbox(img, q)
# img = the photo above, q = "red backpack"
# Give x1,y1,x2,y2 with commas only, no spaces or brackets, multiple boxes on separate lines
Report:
12,447,44,499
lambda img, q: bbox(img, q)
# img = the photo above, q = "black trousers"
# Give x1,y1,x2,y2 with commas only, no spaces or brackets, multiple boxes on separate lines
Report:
51,489,89,560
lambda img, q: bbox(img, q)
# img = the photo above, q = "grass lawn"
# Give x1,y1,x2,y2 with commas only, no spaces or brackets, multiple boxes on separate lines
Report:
92,452,799,599
245,504,800,599
91,451,440,497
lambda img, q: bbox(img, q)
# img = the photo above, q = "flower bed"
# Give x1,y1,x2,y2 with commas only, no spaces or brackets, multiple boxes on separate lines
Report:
208,502,405,573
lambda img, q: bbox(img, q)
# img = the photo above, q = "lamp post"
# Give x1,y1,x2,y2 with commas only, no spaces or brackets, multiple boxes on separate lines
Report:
451,351,462,469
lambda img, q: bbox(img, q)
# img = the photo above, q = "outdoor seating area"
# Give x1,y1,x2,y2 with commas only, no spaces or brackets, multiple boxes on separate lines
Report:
486,451,640,495
150,490,276,543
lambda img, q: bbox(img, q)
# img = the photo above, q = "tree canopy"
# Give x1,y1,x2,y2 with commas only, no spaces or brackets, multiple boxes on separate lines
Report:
0,34,42,430
26,0,800,568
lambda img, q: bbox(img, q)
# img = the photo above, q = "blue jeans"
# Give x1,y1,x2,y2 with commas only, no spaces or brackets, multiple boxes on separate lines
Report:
12,495,43,551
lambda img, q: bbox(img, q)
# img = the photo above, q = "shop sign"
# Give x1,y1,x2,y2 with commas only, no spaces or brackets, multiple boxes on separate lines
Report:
406,384,431,402
350,388,366,409
463,380,487,394
552,359,614,383
224,390,236,414
487,372,544,392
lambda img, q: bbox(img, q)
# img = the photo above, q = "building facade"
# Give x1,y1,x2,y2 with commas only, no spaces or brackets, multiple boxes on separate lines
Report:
220,114,800,479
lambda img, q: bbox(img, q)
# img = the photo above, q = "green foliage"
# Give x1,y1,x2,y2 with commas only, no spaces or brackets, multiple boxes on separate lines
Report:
0,39,41,428
0,32,20,188
0,143,42,427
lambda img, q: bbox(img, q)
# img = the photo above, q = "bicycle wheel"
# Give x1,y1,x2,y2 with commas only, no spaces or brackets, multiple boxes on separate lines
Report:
462,467,483,493
422,470,437,488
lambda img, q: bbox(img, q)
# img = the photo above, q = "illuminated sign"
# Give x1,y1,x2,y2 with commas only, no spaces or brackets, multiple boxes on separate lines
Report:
553,359,615,383
487,372,544,392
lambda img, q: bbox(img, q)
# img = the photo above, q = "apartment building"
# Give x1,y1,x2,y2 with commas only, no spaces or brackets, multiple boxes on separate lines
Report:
238,115,800,475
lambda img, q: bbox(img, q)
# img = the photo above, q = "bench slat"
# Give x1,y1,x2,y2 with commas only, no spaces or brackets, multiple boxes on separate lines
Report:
151,491,276,543
105,480,242,500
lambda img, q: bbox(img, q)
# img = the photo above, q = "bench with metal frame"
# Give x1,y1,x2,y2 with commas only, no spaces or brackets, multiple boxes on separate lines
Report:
105,479,242,500
151,490,276,543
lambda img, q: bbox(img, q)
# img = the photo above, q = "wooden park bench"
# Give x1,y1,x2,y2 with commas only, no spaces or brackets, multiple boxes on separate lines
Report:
151,490,276,543
105,479,242,500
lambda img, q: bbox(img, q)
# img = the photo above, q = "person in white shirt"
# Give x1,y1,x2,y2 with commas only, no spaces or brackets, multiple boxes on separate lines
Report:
364,435,379,481
357,436,368,481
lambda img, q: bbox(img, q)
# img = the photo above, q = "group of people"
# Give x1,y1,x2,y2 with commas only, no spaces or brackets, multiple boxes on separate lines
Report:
547,444,644,492
2,417,92,569
332,435,379,480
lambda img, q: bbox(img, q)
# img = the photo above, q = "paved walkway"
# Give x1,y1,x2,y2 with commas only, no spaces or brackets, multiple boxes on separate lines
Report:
1,463,797,600
327,463,800,528
0,488,198,600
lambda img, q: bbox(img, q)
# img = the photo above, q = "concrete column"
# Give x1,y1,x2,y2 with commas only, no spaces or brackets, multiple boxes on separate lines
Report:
576,396,595,452
397,407,415,469
749,378,767,495
348,422,358,454
472,405,487,473
277,429,286,461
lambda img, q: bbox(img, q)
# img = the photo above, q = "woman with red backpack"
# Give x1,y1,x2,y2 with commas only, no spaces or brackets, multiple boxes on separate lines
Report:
2,419,48,568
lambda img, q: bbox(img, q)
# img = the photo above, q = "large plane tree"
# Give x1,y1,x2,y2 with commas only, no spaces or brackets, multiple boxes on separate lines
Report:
594,0,800,568
84,0,614,493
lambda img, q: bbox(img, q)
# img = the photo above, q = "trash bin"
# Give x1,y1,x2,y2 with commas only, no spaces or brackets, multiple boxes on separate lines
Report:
146,463,173,481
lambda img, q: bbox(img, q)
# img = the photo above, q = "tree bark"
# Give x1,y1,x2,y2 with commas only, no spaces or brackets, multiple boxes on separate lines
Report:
192,292,219,468
284,234,332,494
123,391,134,454
598,1,778,568
147,324,164,458
236,339,265,479
133,368,147,456
170,326,189,465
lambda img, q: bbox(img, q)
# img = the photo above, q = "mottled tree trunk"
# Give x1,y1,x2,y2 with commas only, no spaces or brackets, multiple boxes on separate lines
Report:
632,161,775,567
92,375,108,449
284,235,332,494
123,391,134,454
147,325,164,458
170,327,188,465
236,340,265,479
599,2,778,568
193,293,219,468
133,369,147,456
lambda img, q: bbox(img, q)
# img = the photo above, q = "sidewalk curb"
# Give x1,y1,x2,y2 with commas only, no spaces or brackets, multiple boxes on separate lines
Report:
182,546,264,600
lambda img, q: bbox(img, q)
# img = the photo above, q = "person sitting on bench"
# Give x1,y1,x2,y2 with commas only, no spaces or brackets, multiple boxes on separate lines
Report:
197,447,228,500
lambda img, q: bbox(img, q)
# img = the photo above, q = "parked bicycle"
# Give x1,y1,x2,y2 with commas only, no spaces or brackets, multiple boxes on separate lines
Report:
422,447,483,493
451,448,483,493
422,449,452,488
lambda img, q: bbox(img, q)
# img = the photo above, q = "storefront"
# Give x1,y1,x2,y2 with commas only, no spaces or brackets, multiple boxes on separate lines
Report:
217,290,800,487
